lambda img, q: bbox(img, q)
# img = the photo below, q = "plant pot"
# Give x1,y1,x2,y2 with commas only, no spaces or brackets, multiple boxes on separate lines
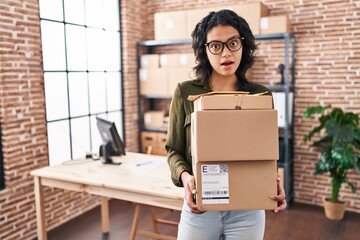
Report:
323,198,346,220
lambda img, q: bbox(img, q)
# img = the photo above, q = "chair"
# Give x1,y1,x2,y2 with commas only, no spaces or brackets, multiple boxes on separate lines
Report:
129,146,180,240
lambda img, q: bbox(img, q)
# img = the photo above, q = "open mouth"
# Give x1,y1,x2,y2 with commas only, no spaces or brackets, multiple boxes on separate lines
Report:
221,61,234,66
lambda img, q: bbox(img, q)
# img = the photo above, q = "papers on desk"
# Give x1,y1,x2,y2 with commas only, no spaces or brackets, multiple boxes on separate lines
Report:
132,157,166,169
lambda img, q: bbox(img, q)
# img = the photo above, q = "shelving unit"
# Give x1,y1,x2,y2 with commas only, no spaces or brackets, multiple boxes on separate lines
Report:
137,33,296,203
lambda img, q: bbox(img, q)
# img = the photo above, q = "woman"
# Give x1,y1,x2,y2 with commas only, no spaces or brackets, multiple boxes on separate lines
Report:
165,9,286,240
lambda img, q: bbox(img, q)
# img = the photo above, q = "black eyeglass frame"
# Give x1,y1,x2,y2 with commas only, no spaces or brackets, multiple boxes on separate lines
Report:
205,36,245,55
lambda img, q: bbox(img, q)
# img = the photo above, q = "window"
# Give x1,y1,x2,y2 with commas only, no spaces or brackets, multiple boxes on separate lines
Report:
39,0,123,165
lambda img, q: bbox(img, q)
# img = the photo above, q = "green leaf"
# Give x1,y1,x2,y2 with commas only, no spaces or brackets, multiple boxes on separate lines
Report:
304,124,324,143
311,137,331,148
342,112,359,126
356,159,360,173
314,149,334,175
326,120,357,143
304,105,360,196
354,129,360,149
330,108,344,123
302,105,330,119
345,178,356,193
331,145,358,170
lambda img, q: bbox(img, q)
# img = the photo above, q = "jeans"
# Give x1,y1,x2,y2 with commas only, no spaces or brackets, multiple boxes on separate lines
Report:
177,200,265,240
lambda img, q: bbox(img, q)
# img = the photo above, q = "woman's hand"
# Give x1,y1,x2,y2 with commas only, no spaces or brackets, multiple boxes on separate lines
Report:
181,171,205,214
271,173,287,213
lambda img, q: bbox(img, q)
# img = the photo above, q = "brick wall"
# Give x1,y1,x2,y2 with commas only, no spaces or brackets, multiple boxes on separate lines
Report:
128,0,360,212
121,0,148,152
0,1,101,239
0,0,359,239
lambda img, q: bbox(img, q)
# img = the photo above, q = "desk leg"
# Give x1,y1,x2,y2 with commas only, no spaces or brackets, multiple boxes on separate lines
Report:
101,197,110,233
130,204,141,240
34,176,47,240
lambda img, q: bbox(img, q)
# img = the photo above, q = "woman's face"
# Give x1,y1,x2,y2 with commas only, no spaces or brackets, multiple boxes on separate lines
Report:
205,25,243,79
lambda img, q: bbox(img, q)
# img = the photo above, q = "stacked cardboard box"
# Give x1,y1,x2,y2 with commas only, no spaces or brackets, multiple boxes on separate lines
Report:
154,11,188,40
234,2,269,35
191,93,279,210
186,6,236,37
139,53,195,96
160,53,195,95
143,111,168,129
141,131,167,156
154,2,291,40
139,54,168,96
260,15,291,34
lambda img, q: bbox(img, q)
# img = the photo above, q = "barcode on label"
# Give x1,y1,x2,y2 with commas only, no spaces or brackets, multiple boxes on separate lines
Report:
220,164,228,173
204,190,228,195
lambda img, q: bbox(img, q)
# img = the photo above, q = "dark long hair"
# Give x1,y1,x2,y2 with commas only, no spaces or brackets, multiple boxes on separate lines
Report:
191,9,256,91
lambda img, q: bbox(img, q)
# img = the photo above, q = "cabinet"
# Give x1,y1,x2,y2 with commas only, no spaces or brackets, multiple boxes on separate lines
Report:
137,33,295,203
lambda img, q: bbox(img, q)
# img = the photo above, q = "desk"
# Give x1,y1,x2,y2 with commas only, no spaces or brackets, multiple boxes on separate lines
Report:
31,152,184,240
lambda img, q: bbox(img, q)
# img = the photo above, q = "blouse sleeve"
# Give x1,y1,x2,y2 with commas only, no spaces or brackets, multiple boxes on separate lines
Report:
165,83,191,187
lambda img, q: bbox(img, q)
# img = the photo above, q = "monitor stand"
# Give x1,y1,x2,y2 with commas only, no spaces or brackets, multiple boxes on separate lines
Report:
100,142,122,165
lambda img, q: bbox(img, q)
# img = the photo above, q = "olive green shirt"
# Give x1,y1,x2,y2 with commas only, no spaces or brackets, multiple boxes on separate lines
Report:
165,79,272,187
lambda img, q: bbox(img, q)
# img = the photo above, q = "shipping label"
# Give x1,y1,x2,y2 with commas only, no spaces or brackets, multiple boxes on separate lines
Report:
201,164,229,204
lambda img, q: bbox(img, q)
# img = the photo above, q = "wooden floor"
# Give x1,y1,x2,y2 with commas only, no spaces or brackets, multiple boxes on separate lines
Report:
47,199,360,240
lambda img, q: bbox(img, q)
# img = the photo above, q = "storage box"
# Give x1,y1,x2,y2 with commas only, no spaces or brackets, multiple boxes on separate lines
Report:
154,11,187,40
141,54,160,68
160,53,196,68
193,160,277,210
143,111,166,129
234,2,269,35
139,68,168,96
260,15,291,34
167,67,192,95
179,53,196,68
141,131,158,154
186,6,235,38
191,110,279,161
194,95,273,111
141,131,167,156
155,132,167,156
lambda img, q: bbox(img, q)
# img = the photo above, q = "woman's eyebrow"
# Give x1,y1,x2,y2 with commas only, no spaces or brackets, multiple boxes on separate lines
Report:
208,35,240,43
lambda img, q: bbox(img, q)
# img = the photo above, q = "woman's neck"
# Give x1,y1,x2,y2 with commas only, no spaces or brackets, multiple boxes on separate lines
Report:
209,75,238,91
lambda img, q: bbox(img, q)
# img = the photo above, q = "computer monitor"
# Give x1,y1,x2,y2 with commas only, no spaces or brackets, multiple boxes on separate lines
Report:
96,117,125,165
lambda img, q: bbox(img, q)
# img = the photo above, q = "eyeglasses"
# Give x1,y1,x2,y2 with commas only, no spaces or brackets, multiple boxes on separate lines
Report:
205,36,244,55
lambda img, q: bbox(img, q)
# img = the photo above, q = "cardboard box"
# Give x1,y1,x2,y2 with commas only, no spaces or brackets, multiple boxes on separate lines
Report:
278,167,285,189
260,15,291,34
160,53,196,68
193,160,277,210
143,111,166,129
154,11,187,40
160,54,179,68
179,53,196,68
141,131,167,156
234,2,269,35
191,110,279,161
155,132,167,156
139,68,168,96
191,94,279,210
194,95,273,111
167,67,192,95
141,54,160,68
186,6,236,38
141,131,158,154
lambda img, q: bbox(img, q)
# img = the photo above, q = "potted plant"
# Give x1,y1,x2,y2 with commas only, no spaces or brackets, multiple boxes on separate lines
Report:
302,105,360,220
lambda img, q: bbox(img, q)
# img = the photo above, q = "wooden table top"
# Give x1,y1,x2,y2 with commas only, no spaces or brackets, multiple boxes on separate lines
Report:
31,152,184,202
